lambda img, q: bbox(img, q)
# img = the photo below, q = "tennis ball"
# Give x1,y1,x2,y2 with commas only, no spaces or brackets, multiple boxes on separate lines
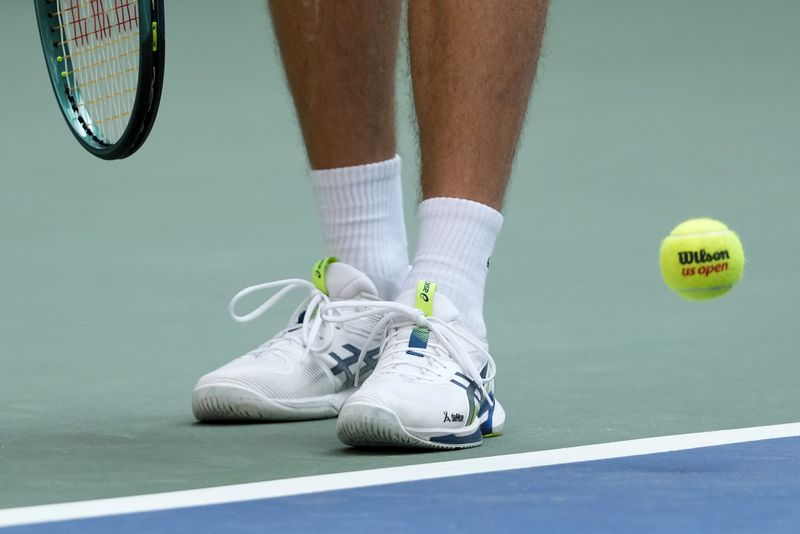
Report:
659,218,744,301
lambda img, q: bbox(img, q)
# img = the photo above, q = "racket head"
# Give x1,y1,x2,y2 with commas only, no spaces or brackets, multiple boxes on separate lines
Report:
34,0,165,160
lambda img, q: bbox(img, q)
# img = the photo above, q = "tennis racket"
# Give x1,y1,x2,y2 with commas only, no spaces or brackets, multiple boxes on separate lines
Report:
34,0,165,160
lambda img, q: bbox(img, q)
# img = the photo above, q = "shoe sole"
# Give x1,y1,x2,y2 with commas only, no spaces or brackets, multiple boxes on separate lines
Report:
336,402,504,450
192,383,354,422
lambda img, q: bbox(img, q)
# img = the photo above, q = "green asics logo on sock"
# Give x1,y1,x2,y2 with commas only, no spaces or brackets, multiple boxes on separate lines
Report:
415,280,437,317
312,257,338,295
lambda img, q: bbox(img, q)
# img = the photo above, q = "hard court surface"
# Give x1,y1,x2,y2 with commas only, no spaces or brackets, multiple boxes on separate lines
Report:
0,1,798,530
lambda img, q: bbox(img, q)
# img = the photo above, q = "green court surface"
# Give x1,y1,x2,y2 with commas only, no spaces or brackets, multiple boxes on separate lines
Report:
1,0,798,510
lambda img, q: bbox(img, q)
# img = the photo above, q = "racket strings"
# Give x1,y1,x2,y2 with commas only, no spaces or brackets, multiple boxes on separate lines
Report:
63,47,138,76
54,0,140,144
55,32,138,60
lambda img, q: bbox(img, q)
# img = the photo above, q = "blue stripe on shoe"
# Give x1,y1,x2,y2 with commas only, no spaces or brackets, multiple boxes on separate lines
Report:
429,429,482,445
480,404,494,435
408,327,430,349
479,392,497,434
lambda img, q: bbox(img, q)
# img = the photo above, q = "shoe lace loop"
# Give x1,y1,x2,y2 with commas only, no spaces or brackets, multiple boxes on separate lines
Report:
322,301,496,399
229,279,334,356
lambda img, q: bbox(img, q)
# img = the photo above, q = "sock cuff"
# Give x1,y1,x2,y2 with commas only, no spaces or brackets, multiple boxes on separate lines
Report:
417,197,504,236
310,155,401,189
414,196,504,291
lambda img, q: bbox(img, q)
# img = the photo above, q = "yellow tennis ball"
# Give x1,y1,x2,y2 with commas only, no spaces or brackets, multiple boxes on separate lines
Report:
659,218,745,301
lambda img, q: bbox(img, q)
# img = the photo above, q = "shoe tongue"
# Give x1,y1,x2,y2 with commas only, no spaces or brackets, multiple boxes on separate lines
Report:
395,281,460,323
312,258,379,299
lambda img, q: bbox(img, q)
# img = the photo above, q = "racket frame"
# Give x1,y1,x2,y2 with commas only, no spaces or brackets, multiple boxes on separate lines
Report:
34,0,165,160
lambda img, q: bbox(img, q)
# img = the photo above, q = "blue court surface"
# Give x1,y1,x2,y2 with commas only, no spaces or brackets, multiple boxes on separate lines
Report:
3,2,800,533
3,424,798,533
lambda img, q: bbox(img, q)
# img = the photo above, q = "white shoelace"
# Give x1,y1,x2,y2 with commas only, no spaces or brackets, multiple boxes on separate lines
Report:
322,300,497,402
228,279,335,360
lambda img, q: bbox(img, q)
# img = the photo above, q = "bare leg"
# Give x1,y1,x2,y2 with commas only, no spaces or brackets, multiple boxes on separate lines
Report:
409,0,549,209
269,1,408,299
269,0,402,170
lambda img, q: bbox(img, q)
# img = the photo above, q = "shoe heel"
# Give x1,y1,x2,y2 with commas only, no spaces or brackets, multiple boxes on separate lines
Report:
480,397,505,437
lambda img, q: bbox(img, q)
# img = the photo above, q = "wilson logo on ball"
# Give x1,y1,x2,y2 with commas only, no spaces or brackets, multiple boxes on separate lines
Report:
676,249,730,265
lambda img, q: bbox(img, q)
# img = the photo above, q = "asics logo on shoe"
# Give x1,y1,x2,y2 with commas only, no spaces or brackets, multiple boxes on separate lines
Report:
311,257,338,295
329,344,380,388
415,280,437,317
450,372,487,426
443,411,464,423
419,282,431,302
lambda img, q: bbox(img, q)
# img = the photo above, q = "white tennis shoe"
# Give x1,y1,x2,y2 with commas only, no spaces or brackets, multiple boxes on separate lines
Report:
192,258,385,421
328,281,504,449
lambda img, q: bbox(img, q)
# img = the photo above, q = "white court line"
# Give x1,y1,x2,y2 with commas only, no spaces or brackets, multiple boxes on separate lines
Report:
1,422,798,528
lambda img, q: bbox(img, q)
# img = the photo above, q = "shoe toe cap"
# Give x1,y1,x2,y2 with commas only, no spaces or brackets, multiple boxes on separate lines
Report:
193,357,332,400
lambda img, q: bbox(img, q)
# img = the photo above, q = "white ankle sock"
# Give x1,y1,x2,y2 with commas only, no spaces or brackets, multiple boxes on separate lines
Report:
310,155,409,299
401,197,503,339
